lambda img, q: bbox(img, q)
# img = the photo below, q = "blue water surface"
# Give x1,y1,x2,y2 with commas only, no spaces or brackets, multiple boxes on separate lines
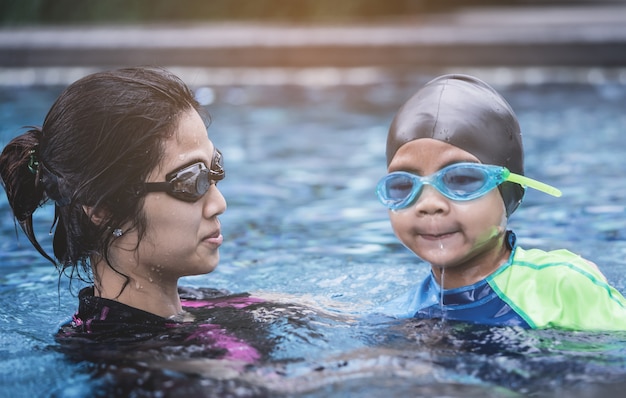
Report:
2,73,626,397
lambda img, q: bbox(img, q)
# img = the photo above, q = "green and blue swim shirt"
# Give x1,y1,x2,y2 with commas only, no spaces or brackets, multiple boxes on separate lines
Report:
378,238,626,331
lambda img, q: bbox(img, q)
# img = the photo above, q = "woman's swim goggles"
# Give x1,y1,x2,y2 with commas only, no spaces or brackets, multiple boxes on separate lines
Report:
376,162,561,210
138,148,225,202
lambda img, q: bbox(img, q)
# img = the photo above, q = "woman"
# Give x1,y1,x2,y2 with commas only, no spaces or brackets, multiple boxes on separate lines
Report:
0,67,274,363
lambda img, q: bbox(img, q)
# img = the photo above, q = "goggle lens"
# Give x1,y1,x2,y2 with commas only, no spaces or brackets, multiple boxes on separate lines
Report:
140,148,225,202
442,166,490,196
382,173,415,203
168,163,212,201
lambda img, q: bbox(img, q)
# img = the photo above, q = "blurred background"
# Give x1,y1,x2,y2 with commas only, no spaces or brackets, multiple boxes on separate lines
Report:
0,0,619,25
2,0,626,86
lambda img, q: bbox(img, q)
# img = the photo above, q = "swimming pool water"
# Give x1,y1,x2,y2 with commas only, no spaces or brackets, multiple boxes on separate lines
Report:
2,74,626,397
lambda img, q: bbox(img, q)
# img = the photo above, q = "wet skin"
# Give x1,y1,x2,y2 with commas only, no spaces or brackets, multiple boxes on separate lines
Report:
387,138,511,289
94,108,227,317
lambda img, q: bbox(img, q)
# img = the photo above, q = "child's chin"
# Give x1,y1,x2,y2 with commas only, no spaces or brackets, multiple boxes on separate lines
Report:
420,254,459,270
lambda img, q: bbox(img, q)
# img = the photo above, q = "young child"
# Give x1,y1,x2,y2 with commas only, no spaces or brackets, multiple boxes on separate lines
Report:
375,74,626,330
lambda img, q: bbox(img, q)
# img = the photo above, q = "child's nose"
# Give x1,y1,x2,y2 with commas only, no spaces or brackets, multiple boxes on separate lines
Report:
413,185,449,215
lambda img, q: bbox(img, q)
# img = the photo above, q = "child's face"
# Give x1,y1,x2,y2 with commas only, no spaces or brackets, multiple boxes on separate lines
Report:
387,138,508,273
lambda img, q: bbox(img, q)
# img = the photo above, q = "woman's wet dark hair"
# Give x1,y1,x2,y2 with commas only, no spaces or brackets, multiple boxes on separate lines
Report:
0,66,202,285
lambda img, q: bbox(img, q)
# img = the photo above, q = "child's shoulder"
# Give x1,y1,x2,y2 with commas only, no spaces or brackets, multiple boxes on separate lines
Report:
496,246,626,330
511,246,603,276
490,246,609,293
492,246,617,306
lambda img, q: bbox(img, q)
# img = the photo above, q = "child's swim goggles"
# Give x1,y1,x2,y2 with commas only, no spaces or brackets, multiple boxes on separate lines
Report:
139,148,225,202
376,162,561,210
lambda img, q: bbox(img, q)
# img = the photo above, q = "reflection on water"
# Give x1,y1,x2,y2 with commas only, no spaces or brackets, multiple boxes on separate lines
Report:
2,77,626,397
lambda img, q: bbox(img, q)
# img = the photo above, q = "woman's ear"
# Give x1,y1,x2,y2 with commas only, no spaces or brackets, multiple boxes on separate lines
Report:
82,205,110,226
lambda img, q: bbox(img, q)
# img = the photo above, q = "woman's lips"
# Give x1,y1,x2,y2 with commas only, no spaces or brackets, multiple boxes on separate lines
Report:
203,230,223,246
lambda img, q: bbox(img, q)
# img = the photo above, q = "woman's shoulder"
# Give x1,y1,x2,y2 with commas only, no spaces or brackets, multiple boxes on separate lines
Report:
178,286,265,311
56,286,274,363
56,287,170,342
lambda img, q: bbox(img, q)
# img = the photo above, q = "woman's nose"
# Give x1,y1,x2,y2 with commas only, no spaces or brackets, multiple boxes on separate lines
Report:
202,183,227,218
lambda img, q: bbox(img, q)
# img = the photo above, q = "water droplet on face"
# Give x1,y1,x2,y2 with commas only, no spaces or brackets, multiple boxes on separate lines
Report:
438,240,447,322
439,267,445,304
439,267,448,322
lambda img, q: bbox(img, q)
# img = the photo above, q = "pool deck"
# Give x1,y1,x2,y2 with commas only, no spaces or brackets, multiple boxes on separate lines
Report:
1,4,626,85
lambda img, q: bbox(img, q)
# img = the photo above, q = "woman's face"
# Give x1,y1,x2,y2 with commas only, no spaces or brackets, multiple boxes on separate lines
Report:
116,108,227,282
